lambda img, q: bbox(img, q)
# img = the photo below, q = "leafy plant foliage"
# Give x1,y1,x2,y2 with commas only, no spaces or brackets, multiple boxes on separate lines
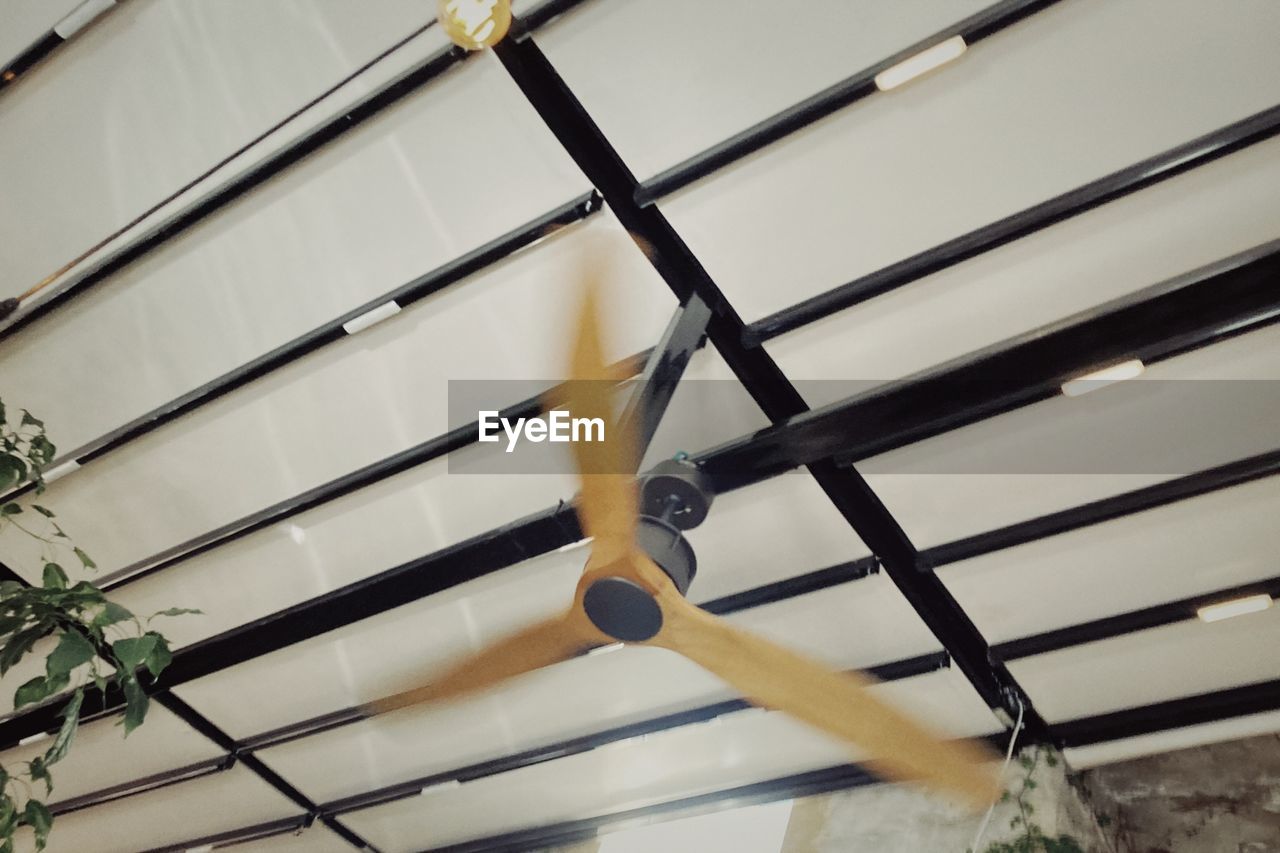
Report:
0,399,198,850
979,746,1087,853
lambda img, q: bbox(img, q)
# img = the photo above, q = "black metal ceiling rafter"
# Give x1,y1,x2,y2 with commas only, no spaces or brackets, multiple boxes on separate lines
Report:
2,238,1274,749
744,102,1280,343
1,193,598,510
0,0,595,343
0,0,118,95
491,15,1049,737
634,0,1063,204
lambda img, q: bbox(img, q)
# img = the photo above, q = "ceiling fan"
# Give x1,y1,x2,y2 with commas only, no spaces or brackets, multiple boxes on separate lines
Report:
363,242,1002,810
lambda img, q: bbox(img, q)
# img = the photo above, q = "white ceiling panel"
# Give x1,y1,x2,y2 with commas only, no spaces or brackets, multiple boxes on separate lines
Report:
535,0,996,179
0,0,436,290
1064,710,1280,770
860,324,1280,547
0,703,221,806
940,474,1280,644
338,668,996,852
0,0,81,65
659,0,1280,322
14,764,299,853
765,137,1280,392
1008,606,1280,723
0,215,675,583
174,566,938,744
0,43,590,456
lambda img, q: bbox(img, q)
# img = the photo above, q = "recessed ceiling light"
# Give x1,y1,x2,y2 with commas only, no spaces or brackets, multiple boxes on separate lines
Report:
1060,359,1145,397
1196,594,1273,623
875,36,968,91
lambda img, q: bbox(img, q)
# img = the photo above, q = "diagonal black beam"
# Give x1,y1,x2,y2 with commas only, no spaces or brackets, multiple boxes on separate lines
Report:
1054,677,1280,748
0,0,118,99
48,754,235,817
492,20,1047,736
140,815,314,853
322,651,946,819
634,0,1062,204
992,577,1280,663
4,193,597,505
744,103,1280,343
1,241,1271,749
703,240,1280,490
0,0,592,341
157,693,374,852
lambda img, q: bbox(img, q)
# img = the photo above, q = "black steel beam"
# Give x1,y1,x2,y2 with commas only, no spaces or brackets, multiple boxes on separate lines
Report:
49,755,234,817
5,194,597,506
158,693,374,852
621,294,712,455
140,815,313,853
1055,678,1280,748
0,32,63,90
921,447,1280,569
635,0,1062,204
703,241,1280,490
744,103,1280,343
323,651,947,818
493,19,1048,736
238,557,882,754
0,0,590,342
423,764,882,853
993,577,1280,663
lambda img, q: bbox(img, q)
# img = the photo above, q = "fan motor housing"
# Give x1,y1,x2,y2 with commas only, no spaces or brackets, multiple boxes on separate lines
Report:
636,515,696,595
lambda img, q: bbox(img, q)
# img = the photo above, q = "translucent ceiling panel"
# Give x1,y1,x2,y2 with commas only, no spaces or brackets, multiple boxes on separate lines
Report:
534,0,995,179
0,216,675,583
0,0,81,64
0,704,221,805
338,671,996,852
14,765,299,853
175,563,938,744
1008,606,1280,723
0,0,434,289
859,324,1280,547
939,475,1280,645
0,44,590,455
659,0,1280,323
765,138,1280,394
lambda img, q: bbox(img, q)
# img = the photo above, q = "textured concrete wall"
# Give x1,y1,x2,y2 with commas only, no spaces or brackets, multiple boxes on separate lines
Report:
781,747,1110,853
1079,733,1280,853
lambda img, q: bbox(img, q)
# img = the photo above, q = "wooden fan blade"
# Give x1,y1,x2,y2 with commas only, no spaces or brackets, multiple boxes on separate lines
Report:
552,244,639,565
649,591,1002,810
366,610,604,715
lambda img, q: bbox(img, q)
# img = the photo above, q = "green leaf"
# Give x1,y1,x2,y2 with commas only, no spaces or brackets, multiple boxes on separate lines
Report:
0,504,20,516
149,607,203,619
143,633,172,679
30,505,55,518
14,672,69,709
43,688,83,767
27,435,55,467
112,635,156,670
120,676,148,736
40,563,67,591
46,631,95,679
21,800,51,851
27,757,52,795
19,411,44,430
0,623,52,675
0,456,25,492
73,548,96,570
91,600,133,628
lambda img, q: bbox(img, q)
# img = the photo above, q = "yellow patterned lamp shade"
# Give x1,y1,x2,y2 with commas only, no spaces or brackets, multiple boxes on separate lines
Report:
438,0,512,50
